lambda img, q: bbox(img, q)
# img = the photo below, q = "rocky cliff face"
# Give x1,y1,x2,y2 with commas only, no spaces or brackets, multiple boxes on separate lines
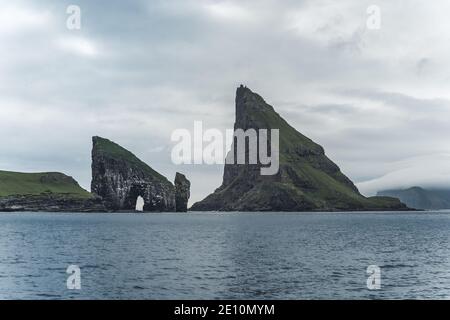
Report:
91,136,176,211
174,172,190,212
191,85,409,212
0,193,105,212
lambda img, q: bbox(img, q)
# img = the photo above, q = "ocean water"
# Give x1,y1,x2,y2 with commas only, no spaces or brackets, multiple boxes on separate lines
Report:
0,211,449,300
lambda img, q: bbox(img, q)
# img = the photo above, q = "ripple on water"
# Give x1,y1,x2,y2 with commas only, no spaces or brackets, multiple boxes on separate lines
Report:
0,212,449,299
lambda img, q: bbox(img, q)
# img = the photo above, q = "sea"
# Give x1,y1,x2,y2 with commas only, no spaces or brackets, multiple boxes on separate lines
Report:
0,211,449,299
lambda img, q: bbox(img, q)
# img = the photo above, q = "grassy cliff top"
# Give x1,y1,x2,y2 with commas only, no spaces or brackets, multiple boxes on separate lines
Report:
92,136,169,182
0,171,92,198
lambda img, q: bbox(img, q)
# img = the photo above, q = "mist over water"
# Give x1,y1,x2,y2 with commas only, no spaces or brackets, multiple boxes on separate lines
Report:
0,212,449,299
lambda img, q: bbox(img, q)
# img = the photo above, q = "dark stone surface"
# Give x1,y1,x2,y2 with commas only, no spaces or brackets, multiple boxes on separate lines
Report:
91,136,176,211
0,193,106,212
191,85,409,212
174,172,190,212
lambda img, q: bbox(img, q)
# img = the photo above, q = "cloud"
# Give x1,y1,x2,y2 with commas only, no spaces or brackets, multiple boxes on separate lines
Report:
338,88,450,114
203,2,253,22
57,36,99,57
357,154,450,195
0,4,52,35
1,0,450,205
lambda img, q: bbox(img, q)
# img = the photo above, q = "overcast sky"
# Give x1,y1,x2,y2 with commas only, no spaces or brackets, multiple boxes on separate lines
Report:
1,0,450,204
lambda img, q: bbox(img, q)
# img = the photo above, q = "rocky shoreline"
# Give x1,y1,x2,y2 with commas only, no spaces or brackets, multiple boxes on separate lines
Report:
0,193,106,212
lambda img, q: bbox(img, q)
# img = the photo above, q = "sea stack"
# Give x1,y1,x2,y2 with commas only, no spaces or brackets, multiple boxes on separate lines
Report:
174,172,190,212
191,85,409,211
91,136,176,211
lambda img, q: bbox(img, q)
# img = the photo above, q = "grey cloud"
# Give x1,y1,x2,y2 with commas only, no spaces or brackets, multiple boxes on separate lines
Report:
338,88,450,113
1,0,450,204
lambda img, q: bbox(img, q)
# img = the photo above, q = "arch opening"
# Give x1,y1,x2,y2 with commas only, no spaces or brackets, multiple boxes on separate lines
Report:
135,195,145,212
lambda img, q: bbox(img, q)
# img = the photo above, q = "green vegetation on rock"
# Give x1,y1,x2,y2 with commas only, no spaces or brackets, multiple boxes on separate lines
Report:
92,136,168,183
191,86,409,211
91,136,176,211
0,170,92,199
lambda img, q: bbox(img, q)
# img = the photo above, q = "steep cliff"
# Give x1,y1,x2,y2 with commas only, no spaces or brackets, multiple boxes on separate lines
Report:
91,136,176,211
191,85,409,211
174,172,190,212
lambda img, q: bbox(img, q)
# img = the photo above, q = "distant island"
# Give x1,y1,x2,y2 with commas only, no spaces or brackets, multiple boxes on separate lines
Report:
378,187,450,210
0,85,411,212
0,171,104,212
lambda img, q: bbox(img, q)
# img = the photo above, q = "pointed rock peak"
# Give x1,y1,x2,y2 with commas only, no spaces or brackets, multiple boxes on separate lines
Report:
236,84,252,99
191,86,409,212
236,85,266,104
235,85,274,120
175,172,188,183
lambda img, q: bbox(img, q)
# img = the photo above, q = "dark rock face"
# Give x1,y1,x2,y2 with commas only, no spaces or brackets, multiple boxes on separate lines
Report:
0,194,105,212
174,172,190,212
91,136,176,211
191,85,409,212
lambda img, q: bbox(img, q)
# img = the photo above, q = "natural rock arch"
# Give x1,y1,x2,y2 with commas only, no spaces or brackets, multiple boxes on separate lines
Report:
135,195,144,212
91,136,176,212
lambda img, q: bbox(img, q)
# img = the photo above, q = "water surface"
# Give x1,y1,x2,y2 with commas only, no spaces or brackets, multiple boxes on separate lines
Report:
0,211,449,299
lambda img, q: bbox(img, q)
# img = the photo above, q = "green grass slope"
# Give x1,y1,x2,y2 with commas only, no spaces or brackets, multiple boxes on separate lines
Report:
192,86,408,211
92,136,169,183
0,171,92,199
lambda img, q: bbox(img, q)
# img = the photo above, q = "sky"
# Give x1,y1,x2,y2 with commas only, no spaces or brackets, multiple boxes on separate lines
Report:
1,0,450,205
